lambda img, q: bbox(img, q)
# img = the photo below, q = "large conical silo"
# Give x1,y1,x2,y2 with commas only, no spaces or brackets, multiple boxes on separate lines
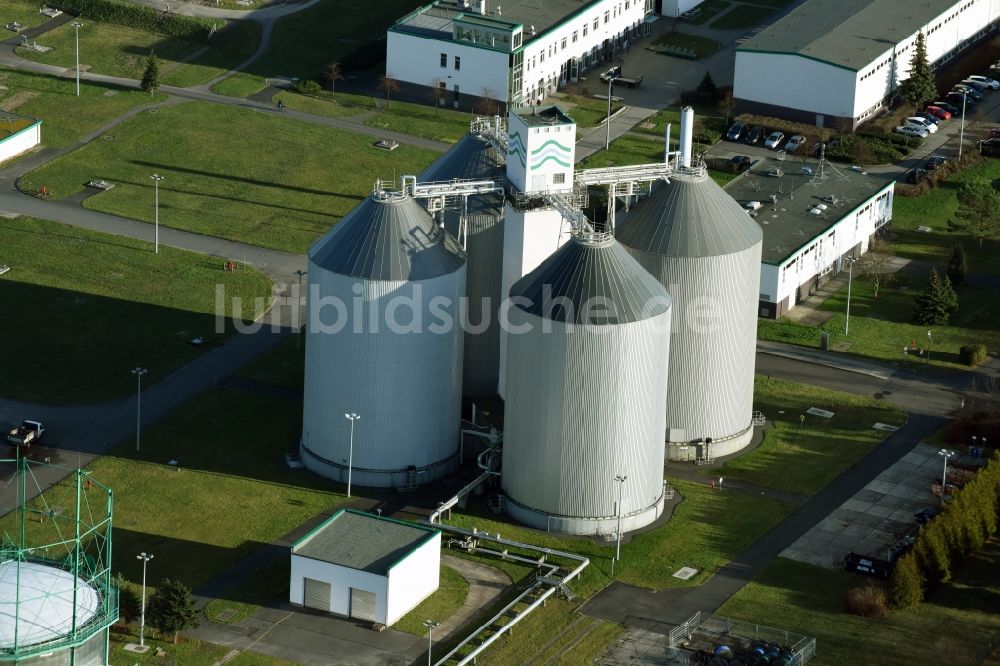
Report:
419,134,504,396
301,191,467,488
617,168,763,461
501,232,671,535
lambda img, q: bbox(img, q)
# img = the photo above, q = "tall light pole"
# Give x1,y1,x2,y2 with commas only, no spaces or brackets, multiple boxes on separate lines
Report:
131,367,147,452
614,474,627,561
958,91,967,160
423,619,439,666
605,67,620,150
150,174,165,254
844,255,858,335
72,21,83,97
136,552,154,647
344,413,360,497
938,449,955,502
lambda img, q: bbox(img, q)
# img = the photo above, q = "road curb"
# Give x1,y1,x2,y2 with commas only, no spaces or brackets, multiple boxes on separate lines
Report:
757,347,893,380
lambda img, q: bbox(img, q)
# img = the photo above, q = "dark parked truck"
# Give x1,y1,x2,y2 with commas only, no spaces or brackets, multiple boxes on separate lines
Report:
7,420,44,446
600,66,643,87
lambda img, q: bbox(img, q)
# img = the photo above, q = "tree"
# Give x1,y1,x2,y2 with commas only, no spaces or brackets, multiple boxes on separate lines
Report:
430,77,446,114
947,243,968,287
954,181,1000,248
140,50,160,95
325,62,343,95
901,32,937,108
147,578,198,644
888,552,924,609
858,237,896,298
717,90,734,127
378,73,400,109
913,268,958,325
476,87,498,116
115,574,142,625
696,70,718,105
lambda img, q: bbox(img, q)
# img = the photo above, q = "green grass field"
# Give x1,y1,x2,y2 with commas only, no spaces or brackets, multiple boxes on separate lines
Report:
687,0,731,25
273,90,375,118
237,334,305,390
0,216,272,403
714,377,907,495
111,626,302,665
651,32,720,58
393,564,470,635
0,66,167,148
719,546,1000,665
2,0,54,31
16,18,260,88
710,4,775,29
20,101,442,253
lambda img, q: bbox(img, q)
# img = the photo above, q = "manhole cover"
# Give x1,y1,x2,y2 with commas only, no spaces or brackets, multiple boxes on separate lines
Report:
103,90,117,97
147,109,158,114
214,609,237,622
806,407,835,418
102,135,114,140
673,566,699,580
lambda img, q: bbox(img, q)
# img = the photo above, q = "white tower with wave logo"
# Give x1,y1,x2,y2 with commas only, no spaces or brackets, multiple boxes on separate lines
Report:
499,106,577,398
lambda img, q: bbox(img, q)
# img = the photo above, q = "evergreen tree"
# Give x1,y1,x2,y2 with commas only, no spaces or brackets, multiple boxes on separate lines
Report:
921,523,952,583
147,578,198,643
901,32,937,108
696,70,718,105
955,181,1000,249
141,51,160,95
913,268,958,325
947,243,968,288
888,552,924,609
115,573,142,625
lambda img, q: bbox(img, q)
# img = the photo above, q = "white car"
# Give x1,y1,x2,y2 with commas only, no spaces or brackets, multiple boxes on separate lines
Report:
966,75,999,90
785,135,806,152
896,125,929,138
764,131,785,149
905,117,937,133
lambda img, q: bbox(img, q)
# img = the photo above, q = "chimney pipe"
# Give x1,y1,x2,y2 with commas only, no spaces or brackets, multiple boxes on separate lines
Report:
679,106,694,168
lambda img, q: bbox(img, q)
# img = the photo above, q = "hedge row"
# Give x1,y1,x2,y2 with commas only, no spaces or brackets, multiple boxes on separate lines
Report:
48,0,217,38
888,450,1000,609
960,343,989,367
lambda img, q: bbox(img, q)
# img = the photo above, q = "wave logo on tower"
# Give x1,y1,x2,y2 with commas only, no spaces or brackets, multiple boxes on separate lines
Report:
508,130,528,167
529,139,572,168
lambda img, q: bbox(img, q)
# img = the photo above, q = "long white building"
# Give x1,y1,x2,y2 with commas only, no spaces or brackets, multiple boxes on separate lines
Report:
387,0,655,110
734,0,1000,128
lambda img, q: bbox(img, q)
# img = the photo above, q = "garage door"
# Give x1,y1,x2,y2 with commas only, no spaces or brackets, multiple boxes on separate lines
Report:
303,578,331,612
350,588,377,622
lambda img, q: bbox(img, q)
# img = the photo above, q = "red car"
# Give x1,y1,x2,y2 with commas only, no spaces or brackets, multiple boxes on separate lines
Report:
925,105,952,120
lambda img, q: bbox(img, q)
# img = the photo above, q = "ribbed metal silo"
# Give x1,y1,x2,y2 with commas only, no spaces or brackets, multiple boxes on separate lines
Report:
301,191,467,488
617,167,763,461
419,134,504,396
501,232,671,535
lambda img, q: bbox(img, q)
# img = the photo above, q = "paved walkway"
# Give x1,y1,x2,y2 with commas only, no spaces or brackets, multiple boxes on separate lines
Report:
434,555,511,642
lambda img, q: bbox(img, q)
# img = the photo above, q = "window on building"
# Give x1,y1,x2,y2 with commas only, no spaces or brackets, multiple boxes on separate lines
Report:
572,30,578,43
440,53,447,68
455,56,461,71
594,18,599,30
561,37,567,50
553,173,566,184
604,10,609,23
583,23,588,37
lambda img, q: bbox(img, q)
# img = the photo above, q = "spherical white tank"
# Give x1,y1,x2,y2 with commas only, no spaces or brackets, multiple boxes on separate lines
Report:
501,233,671,535
301,192,467,487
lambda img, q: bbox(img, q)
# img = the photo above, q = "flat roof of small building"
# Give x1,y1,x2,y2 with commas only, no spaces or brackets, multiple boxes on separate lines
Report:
736,0,952,71
0,112,40,141
723,158,892,265
393,0,608,43
513,104,575,127
291,509,439,575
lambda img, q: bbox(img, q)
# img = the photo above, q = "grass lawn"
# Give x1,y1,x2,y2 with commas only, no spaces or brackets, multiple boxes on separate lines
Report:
110,626,302,665
580,134,671,169
710,5,775,29
20,101,442,253
393,564,470,635
687,0,732,25
0,66,168,148
237,334,305,390
212,0,425,97
561,94,622,129
712,377,907,495
161,20,262,88
0,216,272,404
708,167,739,186
719,546,1000,665
2,0,54,30
651,32,720,58
273,90,375,118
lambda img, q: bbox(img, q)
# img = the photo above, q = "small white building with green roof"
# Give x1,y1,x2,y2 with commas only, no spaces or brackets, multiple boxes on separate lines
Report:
289,509,441,626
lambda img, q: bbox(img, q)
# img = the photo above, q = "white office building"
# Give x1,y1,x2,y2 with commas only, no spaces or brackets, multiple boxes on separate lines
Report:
387,0,655,110
734,0,1000,128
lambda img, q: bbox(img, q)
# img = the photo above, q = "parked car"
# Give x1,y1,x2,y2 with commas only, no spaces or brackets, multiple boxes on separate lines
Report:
925,155,947,170
952,85,984,102
729,155,752,171
896,125,929,138
764,131,785,149
924,105,952,120
726,121,748,142
931,101,960,116
904,117,938,133
744,125,765,145
915,111,941,125
907,167,929,184
960,78,989,92
946,92,976,108
989,127,1000,139
784,134,806,152
966,74,999,90
980,137,1000,157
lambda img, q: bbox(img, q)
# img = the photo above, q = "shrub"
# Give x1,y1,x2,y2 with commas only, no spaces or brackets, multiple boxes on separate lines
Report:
842,584,888,617
888,552,924,610
959,344,988,366
294,80,322,95
48,0,216,38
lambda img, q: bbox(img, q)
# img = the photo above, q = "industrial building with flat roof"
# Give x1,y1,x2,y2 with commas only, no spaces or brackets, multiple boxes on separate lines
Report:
387,0,655,111
723,158,893,318
734,0,1000,128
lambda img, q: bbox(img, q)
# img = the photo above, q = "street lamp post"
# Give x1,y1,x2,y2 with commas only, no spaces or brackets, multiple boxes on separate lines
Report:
614,474,628,561
131,367,147,452
72,21,83,97
605,66,621,150
150,174,165,254
423,619,439,666
136,552,154,647
344,413,360,497
844,256,858,335
958,91,967,160
938,449,955,502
